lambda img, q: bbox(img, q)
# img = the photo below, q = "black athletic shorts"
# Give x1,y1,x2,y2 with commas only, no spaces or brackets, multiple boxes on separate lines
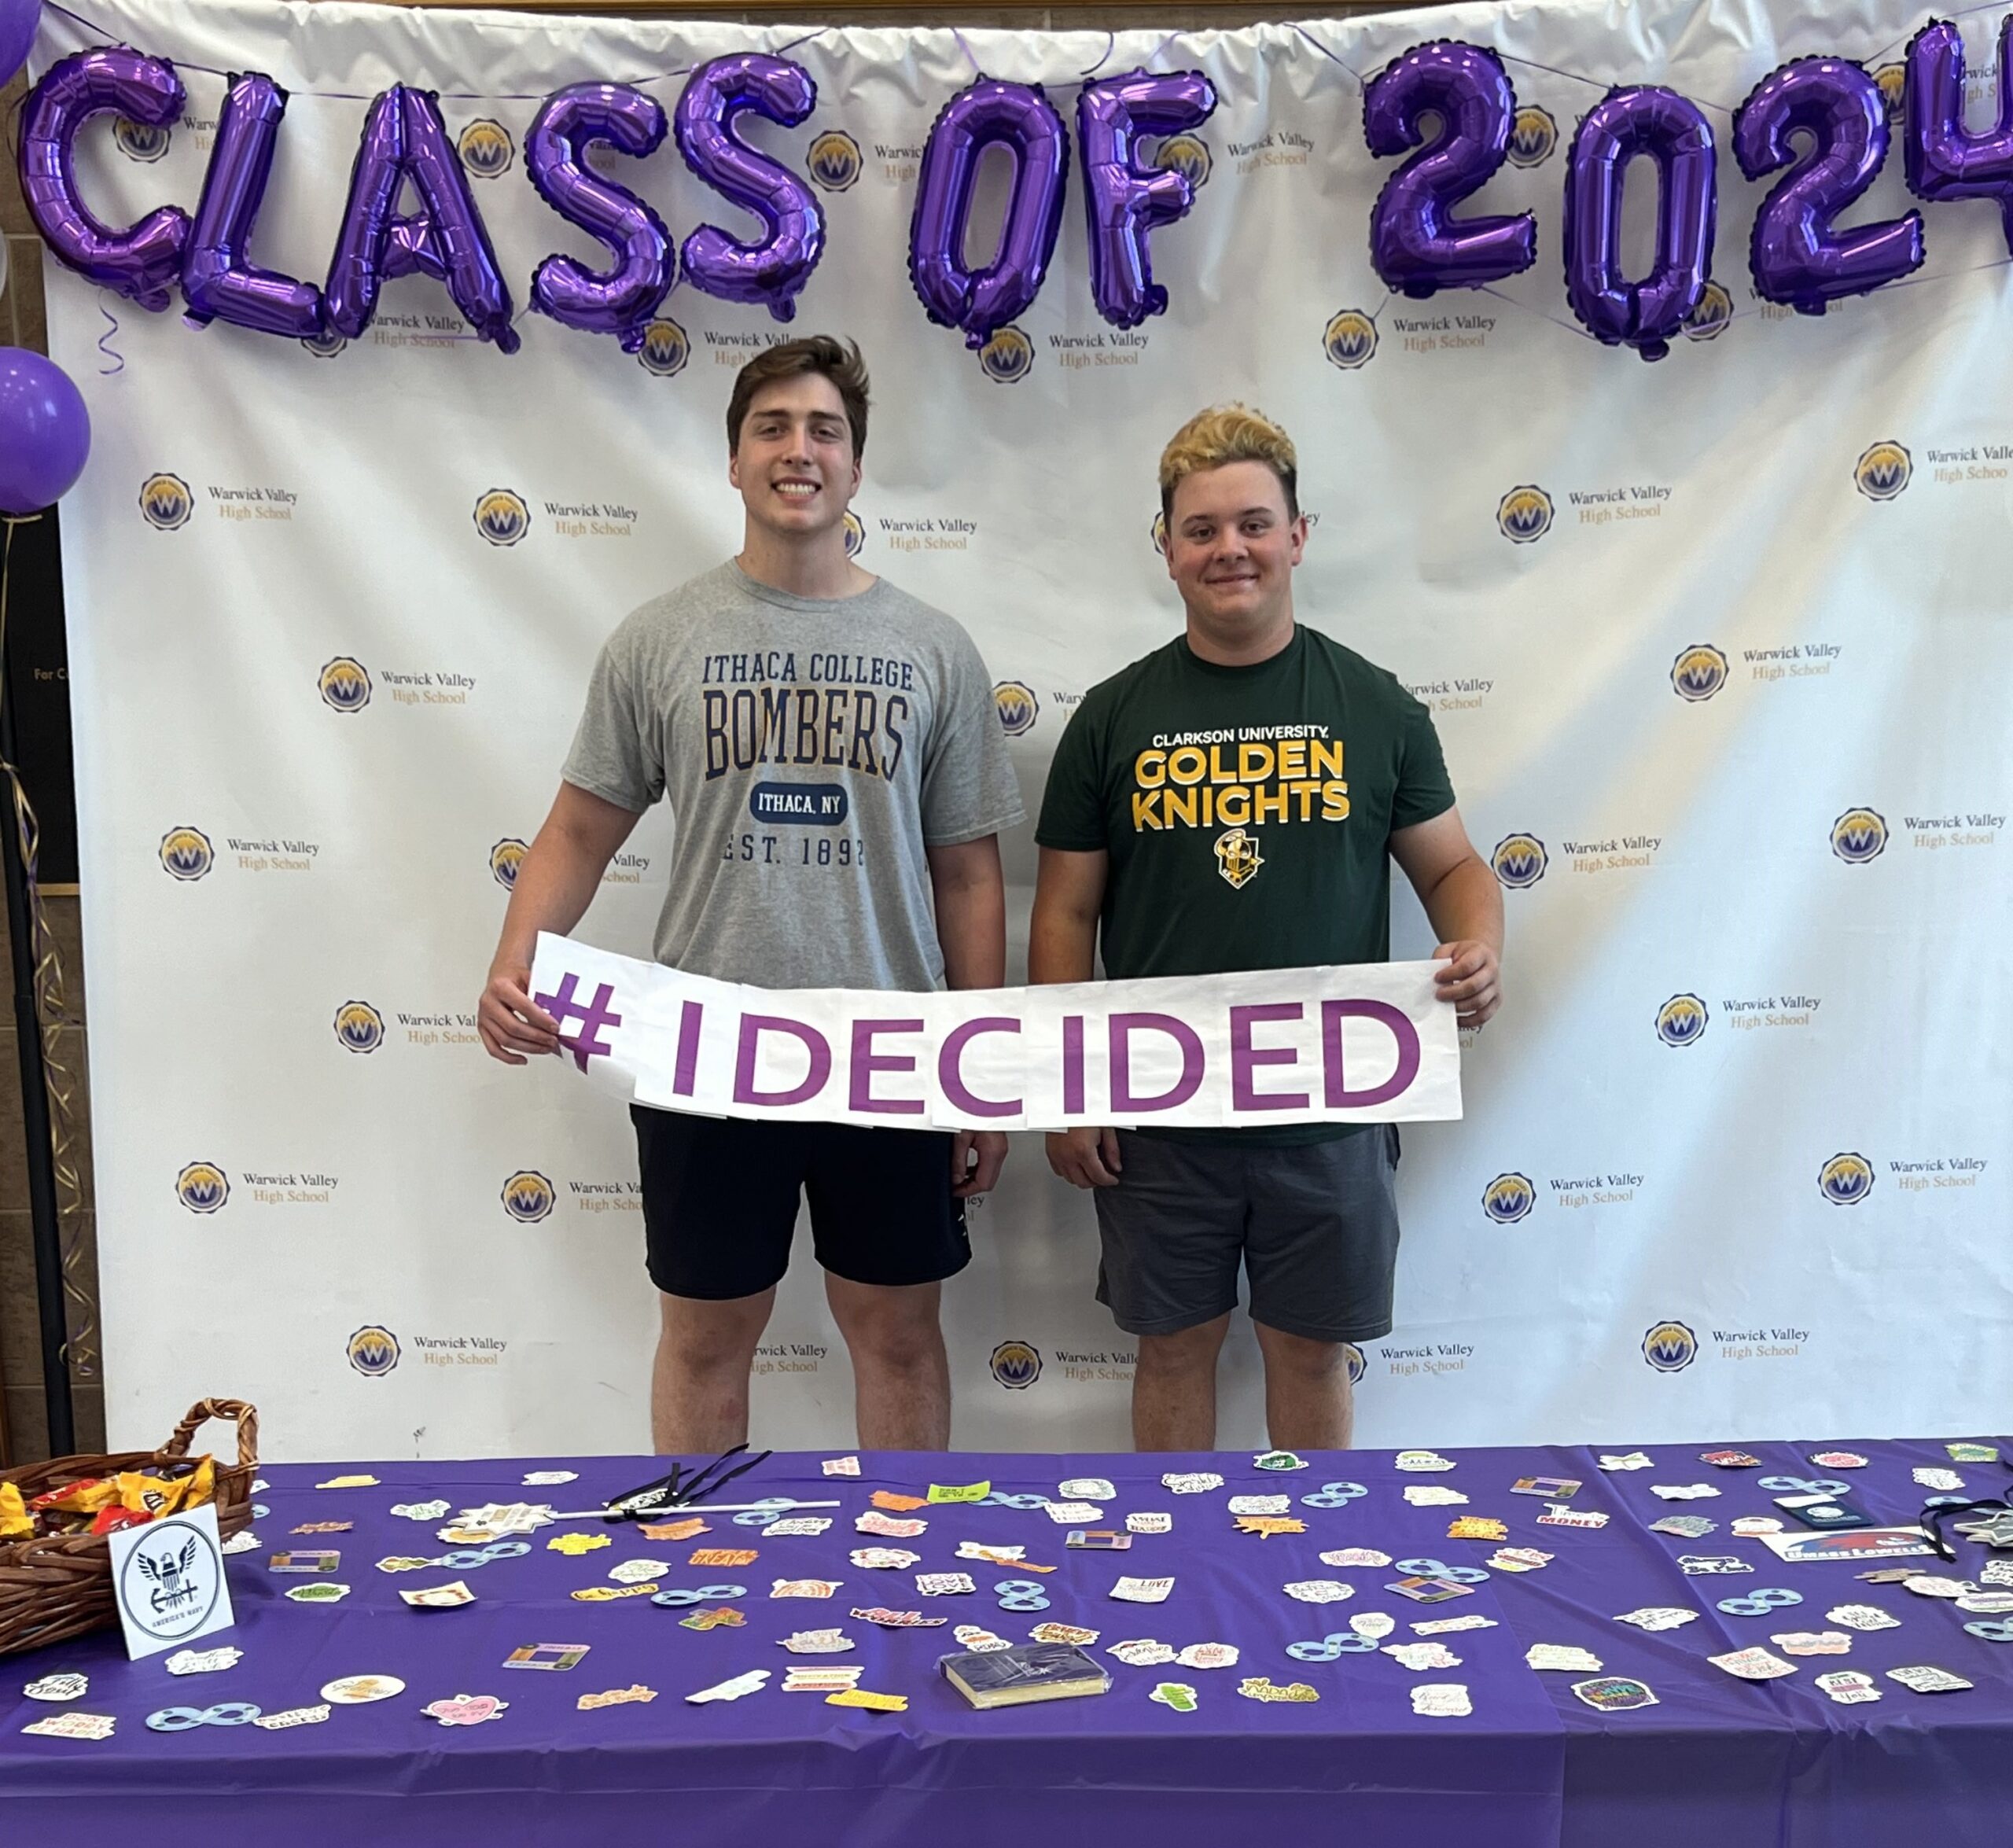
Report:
631,1106,970,1300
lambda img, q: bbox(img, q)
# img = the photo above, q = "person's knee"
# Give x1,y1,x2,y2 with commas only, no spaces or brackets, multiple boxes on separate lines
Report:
1137,1317,1231,1377
828,1283,943,1373
1253,1323,1347,1379
660,1295,767,1375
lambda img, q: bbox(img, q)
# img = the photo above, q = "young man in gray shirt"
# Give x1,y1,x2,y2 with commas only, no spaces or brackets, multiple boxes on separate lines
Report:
480,337,1023,1452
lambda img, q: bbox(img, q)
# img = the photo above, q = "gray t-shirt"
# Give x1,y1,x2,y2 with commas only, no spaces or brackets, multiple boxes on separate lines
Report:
562,561,1024,991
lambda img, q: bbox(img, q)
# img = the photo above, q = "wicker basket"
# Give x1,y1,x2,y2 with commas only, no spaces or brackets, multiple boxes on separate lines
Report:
0,1397,259,1658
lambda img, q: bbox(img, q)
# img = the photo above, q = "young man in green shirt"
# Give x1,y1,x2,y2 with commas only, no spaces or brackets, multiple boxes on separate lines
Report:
1029,404,1503,1452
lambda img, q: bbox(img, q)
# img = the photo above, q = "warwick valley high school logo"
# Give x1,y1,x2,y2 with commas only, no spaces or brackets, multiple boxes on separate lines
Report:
175,1161,230,1214
1854,442,1911,500
139,473,193,531
1323,309,1378,370
490,839,528,889
1818,1151,1875,1206
1655,993,1709,1047
1641,1321,1698,1373
333,1000,385,1054
977,326,1034,385
807,131,863,192
160,826,215,881
992,683,1039,737
1214,826,1264,889
473,489,531,547
1497,485,1553,543
1481,1172,1536,1224
501,1170,556,1224
457,120,515,178
1669,644,1728,701
990,1341,1042,1390
1831,808,1887,863
319,657,372,712
347,1325,400,1376
636,318,689,377
1491,834,1547,888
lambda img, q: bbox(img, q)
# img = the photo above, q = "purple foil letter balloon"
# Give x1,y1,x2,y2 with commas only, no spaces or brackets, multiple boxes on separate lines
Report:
182,72,326,339
1905,17,2013,252
910,79,1069,347
325,87,517,352
1076,69,1214,331
1362,40,1535,299
673,54,823,322
528,83,675,351
1733,58,1923,315
18,49,190,311
1562,87,1717,361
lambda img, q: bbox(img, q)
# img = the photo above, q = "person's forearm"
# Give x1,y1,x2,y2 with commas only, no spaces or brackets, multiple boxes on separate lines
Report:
1421,856,1504,956
935,866,1006,990
1028,907,1097,986
490,827,616,974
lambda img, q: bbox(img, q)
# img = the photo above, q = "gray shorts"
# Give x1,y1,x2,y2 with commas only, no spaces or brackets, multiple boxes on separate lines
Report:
1092,1127,1400,1343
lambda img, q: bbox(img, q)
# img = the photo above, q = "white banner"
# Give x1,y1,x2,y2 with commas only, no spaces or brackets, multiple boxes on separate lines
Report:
43,0,2011,1460
528,933,1461,1130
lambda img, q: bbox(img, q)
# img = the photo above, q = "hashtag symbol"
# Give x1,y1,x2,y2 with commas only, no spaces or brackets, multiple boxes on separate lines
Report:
532,973,624,1072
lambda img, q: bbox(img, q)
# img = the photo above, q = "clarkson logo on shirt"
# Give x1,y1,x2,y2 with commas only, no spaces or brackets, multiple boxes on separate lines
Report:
1214,826,1264,888
1128,731,1348,831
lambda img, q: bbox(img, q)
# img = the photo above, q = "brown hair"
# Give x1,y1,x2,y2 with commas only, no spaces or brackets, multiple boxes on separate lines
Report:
1158,403,1299,525
725,335,870,461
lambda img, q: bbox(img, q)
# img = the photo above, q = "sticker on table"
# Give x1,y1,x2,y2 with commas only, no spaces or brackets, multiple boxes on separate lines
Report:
958,1540,1026,1563
762,1517,832,1537
1031,1621,1100,1645
579,1684,657,1709
269,1549,341,1574
856,1512,927,1539
1614,1607,1699,1632
1411,1684,1472,1717
1127,1512,1172,1535
782,1666,863,1692
316,1474,379,1489
24,1673,88,1703
1486,1547,1552,1574
1414,1613,1496,1636
21,1712,116,1740
292,1522,351,1535
1676,1555,1752,1575
1814,1670,1880,1705
1110,1576,1174,1604
677,1607,745,1631
1447,1517,1508,1542
779,1629,854,1654
1572,1677,1658,1711
391,1501,451,1522
1912,1467,1966,1492
1511,1476,1581,1500
1394,1451,1456,1472
253,1706,330,1729
915,1573,976,1597
165,1647,241,1675
548,1533,610,1556
1234,1515,1307,1538
1150,1681,1198,1712
1283,1580,1355,1604
285,1582,350,1604
1956,1588,2013,1614
1709,1647,1797,1681
1808,1452,1868,1471
1161,1472,1224,1494
852,1547,921,1570
850,1607,948,1629
1046,1501,1105,1524
927,1482,992,1504
1386,1577,1474,1604
1320,1548,1393,1569
1948,1442,1999,1464
771,1579,843,1600
1825,1603,1900,1630
1886,1664,1973,1694
1238,1676,1319,1703
1598,1452,1654,1471
1349,1612,1397,1639
523,1471,578,1485
691,1549,760,1567
1955,1511,2013,1550
418,1693,507,1728
687,1669,770,1705
1402,1485,1468,1507
826,1688,907,1712
1985,1560,2013,1588
870,1491,929,1513
1857,1567,1923,1584
1525,1644,1603,1673
1730,1517,1783,1537
1382,1640,1461,1672
1650,1484,1720,1501
457,1503,555,1534
954,1625,1014,1653
1698,1450,1762,1469
822,1456,861,1478
1175,1642,1238,1669
1067,1530,1131,1551
572,1583,659,1602
1108,1638,1176,1666
1059,1477,1117,1500
608,1559,671,1585
321,1675,404,1705
1648,1515,1717,1539
1770,1630,1852,1656
220,1532,259,1557
1900,1575,1970,1600
638,1519,708,1543
503,1644,590,1672
1536,1506,1608,1530
1253,1452,1308,1474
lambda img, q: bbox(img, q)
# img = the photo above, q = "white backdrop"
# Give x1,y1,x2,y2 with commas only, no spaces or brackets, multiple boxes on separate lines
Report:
39,0,2011,1460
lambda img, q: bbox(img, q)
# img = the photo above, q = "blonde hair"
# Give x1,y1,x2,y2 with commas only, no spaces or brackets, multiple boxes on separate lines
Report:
1158,403,1299,523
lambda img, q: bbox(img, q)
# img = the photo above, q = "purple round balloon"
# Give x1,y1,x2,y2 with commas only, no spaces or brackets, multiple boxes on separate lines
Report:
528,83,675,352
182,72,327,339
325,87,517,351
911,79,1069,348
1076,69,1214,331
1905,16,2013,251
1562,86,1717,360
0,0,39,90
1363,40,1536,299
1734,57,1924,315
18,48,190,311
0,347,90,514
673,53,823,323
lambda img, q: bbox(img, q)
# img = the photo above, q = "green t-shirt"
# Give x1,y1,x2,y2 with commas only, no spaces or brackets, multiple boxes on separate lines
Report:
1035,624,1456,1143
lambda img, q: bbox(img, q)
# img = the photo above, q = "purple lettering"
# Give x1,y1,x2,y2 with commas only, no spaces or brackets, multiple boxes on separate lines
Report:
849,1017,926,1116
1108,1011,1205,1114
732,1012,831,1107
938,1016,1023,1118
672,998,703,1097
1062,1014,1085,1115
1321,999,1421,1108
1230,1002,1309,1111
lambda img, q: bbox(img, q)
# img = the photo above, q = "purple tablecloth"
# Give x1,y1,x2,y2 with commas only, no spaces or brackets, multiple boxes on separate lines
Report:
3,1435,2007,1846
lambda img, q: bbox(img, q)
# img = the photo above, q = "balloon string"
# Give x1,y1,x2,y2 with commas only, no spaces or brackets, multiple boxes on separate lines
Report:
1079,35,1117,79
1289,25,1367,92
94,293,124,375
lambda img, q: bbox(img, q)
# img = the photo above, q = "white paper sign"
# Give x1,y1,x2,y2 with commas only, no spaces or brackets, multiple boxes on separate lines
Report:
107,1504,234,1661
530,934,1461,1132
